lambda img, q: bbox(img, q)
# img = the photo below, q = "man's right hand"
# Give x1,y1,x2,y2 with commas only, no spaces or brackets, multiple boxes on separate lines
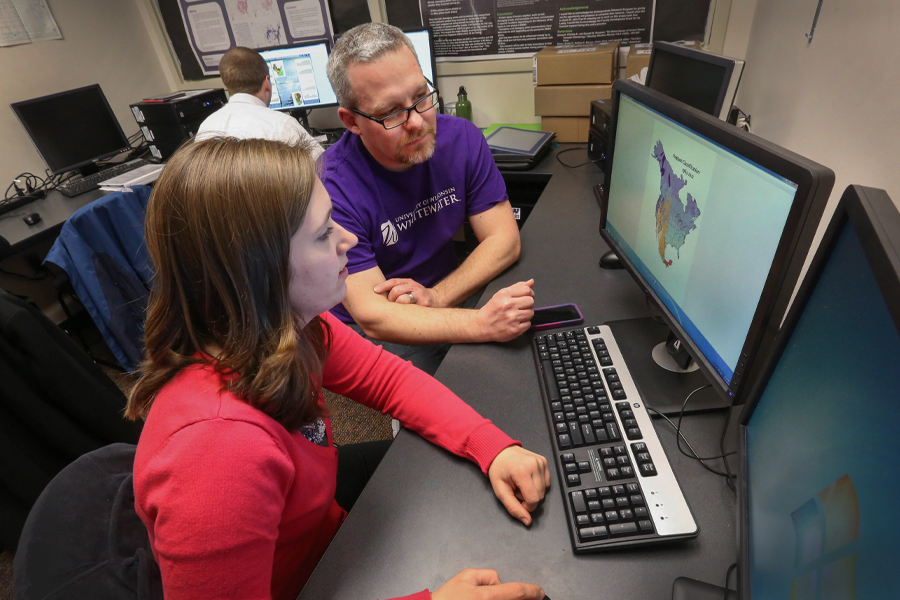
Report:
431,569,545,600
475,279,535,342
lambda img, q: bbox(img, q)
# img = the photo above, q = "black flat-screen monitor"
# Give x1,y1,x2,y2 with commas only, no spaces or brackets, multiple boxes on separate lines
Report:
739,185,900,599
599,80,833,406
645,41,744,121
11,84,131,175
259,40,338,111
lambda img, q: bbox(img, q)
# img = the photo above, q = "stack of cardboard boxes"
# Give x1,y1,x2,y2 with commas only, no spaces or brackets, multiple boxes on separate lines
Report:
533,42,619,143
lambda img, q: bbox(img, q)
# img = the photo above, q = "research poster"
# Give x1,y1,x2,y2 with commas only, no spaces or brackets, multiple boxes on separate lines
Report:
176,0,334,75
421,0,653,58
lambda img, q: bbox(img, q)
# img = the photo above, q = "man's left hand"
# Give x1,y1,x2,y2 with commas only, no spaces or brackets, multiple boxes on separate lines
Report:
374,278,442,307
487,446,550,526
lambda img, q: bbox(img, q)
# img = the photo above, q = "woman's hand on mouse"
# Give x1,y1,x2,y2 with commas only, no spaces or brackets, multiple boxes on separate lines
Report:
432,568,545,600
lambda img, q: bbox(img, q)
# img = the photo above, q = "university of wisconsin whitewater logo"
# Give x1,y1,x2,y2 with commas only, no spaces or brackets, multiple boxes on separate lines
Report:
381,220,399,246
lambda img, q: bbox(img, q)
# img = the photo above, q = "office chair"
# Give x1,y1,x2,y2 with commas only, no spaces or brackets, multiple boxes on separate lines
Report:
45,185,154,372
14,444,163,600
0,287,141,553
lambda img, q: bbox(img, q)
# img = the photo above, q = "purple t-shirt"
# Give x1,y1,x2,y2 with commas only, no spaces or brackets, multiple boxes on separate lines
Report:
321,114,508,324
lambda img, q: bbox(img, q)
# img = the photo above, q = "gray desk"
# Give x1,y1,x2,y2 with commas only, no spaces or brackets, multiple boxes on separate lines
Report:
0,189,105,259
299,145,738,599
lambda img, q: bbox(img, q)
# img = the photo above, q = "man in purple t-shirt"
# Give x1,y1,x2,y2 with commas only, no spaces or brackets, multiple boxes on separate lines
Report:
321,23,535,374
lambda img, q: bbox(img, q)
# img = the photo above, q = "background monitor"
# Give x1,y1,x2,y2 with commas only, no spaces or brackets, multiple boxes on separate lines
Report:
403,27,437,85
739,185,900,599
599,80,833,405
645,41,744,121
259,40,338,111
11,84,131,176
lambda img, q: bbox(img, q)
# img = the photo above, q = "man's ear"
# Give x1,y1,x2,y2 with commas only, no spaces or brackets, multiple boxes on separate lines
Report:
337,107,363,135
261,75,272,95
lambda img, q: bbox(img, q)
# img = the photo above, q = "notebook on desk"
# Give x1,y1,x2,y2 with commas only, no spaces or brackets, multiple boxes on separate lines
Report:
486,127,555,170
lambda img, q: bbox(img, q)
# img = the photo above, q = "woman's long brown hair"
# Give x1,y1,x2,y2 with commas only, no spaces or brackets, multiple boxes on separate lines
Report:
126,137,330,429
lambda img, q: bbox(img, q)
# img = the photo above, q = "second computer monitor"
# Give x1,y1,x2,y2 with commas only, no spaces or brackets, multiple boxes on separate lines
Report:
259,41,337,111
600,80,833,402
645,41,744,121
403,27,437,84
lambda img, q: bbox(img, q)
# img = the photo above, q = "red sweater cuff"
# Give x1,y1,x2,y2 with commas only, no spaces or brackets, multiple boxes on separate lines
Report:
385,590,431,600
465,421,521,475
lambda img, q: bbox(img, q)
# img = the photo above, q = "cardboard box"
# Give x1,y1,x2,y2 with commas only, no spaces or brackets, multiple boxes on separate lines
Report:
625,43,652,80
534,84,612,117
533,42,620,85
541,117,591,143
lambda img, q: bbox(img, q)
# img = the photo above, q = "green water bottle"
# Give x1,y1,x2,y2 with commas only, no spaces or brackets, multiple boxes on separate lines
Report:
456,86,473,122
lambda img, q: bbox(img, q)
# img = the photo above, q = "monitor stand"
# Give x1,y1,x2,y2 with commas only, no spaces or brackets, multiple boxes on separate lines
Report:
605,317,731,415
288,107,312,133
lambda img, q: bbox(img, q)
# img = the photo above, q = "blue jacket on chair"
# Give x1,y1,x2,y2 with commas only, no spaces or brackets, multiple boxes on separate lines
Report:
45,186,153,372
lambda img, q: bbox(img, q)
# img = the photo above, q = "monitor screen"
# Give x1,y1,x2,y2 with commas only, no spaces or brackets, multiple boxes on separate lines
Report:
645,42,744,121
259,41,337,111
11,84,130,175
600,81,832,398
744,197,900,599
404,28,436,84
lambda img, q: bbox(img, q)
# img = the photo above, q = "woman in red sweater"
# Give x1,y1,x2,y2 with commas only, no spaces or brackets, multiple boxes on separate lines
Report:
126,137,549,600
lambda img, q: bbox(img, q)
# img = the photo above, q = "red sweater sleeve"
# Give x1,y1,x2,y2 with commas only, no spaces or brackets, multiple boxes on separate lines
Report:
321,313,520,474
136,419,294,600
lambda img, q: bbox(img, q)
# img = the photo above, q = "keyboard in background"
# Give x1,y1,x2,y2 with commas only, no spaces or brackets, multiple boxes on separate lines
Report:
56,159,149,198
532,324,698,551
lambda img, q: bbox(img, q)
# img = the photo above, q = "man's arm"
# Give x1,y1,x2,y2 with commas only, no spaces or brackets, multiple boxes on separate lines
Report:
342,265,534,345
374,200,521,308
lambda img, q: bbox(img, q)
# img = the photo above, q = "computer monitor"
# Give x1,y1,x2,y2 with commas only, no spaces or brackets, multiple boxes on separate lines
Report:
259,40,338,112
645,42,744,121
738,185,900,599
11,84,131,176
403,27,437,85
599,80,833,411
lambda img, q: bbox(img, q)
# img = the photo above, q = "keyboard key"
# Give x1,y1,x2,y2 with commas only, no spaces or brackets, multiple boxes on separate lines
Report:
565,463,578,474
615,496,629,508
634,506,649,519
640,463,658,477
553,412,565,423
626,483,639,493
616,455,630,466
556,423,568,434
567,474,581,486
570,491,587,513
605,510,619,522
606,422,621,441
630,494,644,505
584,488,598,500
562,452,575,463
612,485,626,495
638,520,654,533
626,428,643,441
568,422,584,446
603,457,616,468
598,486,611,497
612,389,627,400
620,466,635,478
558,434,572,449
606,468,621,479
620,509,634,520
609,522,638,536
578,461,591,473
590,513,605,525
636,452,652,463
602,498,615,509
587,500,601,512
576,514,590,527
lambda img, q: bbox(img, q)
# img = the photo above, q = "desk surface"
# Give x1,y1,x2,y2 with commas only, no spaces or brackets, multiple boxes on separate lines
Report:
0,188,105,259
298,145,738,599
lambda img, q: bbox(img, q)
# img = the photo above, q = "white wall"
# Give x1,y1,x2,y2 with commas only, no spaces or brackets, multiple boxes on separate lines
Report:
0,0,171,186
736,0,899,210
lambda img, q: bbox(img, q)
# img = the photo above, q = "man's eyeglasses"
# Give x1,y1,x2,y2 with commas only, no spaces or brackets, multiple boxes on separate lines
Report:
350,79,440,130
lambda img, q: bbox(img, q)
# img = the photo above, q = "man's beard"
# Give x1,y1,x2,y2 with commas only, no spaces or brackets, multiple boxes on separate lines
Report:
395,122,437,166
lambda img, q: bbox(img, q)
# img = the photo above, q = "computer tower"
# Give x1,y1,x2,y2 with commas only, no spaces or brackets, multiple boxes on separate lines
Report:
129,89,227,161
588,99,612,167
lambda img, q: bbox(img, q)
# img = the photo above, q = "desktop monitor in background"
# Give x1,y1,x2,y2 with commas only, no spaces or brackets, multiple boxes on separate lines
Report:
737,185,900,600
11,84,131,176
645,42,744,121
259,40,337,113
598,80,833,414
403,27,437,85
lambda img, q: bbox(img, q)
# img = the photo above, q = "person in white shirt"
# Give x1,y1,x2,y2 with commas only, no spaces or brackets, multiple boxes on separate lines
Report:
195,46,324,158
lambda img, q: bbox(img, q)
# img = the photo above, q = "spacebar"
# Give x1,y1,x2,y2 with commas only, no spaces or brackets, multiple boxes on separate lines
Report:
541,360,560,402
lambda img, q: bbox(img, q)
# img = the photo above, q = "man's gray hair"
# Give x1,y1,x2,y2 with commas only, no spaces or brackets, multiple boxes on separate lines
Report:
327,23,419,108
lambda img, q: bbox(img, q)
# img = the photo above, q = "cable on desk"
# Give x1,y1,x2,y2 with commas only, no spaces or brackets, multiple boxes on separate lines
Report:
555,146,602,168
646,384,737,484
724,562,737,600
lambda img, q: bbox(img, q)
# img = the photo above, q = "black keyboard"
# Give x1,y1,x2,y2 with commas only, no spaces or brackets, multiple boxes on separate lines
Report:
533,324,698,551
56,159,149,197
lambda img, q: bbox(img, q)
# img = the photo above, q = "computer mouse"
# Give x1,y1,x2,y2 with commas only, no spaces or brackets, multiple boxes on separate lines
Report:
23,213,41,226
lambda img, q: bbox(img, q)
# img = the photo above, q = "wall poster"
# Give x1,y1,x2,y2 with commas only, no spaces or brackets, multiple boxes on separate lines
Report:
422,0,653,59
176,0,334,75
